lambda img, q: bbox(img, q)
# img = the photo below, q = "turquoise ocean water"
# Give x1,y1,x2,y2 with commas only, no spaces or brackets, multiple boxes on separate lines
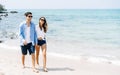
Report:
0,9,120,64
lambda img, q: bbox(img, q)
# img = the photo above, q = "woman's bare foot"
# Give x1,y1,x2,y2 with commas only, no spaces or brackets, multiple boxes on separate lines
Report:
22,65,25,69
33,68,39,73
43,68,48,72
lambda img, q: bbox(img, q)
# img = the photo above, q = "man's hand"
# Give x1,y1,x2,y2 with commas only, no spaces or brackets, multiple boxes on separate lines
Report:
23,40,27,45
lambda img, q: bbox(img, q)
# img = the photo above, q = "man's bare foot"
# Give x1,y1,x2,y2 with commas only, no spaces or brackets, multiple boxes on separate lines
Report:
33,68,39,73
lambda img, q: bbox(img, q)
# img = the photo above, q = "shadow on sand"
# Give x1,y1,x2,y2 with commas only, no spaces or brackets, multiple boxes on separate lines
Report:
24,66,75,72
38,67,75,72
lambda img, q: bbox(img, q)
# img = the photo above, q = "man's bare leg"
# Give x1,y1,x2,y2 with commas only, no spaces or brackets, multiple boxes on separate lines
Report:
22,55,25,68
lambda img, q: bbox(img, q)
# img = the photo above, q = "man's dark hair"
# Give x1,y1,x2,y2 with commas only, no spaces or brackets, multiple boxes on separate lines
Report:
24,12,32,16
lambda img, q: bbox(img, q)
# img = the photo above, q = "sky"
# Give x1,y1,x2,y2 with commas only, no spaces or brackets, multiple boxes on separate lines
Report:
0,0,120,9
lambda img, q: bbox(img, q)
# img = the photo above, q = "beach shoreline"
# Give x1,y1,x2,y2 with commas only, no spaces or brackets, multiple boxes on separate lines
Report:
0,39,120,75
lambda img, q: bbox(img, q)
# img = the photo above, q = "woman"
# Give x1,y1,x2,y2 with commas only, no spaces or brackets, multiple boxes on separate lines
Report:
35,17,48,72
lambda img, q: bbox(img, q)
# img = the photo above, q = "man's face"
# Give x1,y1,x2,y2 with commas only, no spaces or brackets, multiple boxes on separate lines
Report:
26,14,33,21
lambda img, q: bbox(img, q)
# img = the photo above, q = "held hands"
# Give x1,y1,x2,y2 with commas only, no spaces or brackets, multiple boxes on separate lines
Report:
23,40,27,45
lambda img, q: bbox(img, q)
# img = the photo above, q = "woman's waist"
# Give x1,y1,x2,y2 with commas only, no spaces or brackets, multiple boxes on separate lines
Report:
37,37,46,40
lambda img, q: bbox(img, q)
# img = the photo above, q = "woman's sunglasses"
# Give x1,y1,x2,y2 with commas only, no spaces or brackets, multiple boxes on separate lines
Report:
40,18,45,21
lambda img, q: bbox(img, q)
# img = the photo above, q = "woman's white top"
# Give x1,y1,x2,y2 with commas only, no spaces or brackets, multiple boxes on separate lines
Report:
36,25,46,40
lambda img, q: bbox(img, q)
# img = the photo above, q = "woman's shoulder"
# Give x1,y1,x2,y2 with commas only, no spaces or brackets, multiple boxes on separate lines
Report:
36,24,39,27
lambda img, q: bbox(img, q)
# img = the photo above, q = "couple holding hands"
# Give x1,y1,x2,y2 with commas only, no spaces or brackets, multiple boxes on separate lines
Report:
19,12,48,73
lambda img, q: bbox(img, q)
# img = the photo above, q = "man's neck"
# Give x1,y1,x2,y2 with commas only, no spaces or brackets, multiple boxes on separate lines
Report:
26,20,31,27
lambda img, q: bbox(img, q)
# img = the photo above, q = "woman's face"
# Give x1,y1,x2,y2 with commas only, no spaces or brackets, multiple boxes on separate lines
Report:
39,18,45,26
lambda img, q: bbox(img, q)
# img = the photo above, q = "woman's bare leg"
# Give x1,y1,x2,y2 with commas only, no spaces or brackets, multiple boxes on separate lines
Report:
31,53,35,68
31,53,39,73
41,44,48,72
35,45,40,65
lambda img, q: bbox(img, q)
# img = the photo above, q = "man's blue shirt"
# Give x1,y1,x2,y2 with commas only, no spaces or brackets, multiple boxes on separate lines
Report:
19,21,37,46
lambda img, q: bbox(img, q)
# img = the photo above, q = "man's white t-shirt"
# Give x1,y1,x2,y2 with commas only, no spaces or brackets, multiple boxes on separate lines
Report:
25,26,31,43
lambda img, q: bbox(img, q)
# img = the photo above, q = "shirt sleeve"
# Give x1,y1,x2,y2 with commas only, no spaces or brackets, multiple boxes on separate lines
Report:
19,24,25,43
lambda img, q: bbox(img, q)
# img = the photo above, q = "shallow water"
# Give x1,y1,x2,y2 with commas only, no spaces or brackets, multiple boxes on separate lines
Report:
0,9,120,65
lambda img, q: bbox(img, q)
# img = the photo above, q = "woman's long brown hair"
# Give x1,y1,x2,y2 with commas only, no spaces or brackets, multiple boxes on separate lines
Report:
39,17,47,33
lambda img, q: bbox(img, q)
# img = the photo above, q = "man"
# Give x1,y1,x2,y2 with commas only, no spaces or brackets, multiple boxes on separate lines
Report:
19,12,38,73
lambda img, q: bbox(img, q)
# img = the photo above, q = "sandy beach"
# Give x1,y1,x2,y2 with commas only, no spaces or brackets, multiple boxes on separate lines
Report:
0,39,120,75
